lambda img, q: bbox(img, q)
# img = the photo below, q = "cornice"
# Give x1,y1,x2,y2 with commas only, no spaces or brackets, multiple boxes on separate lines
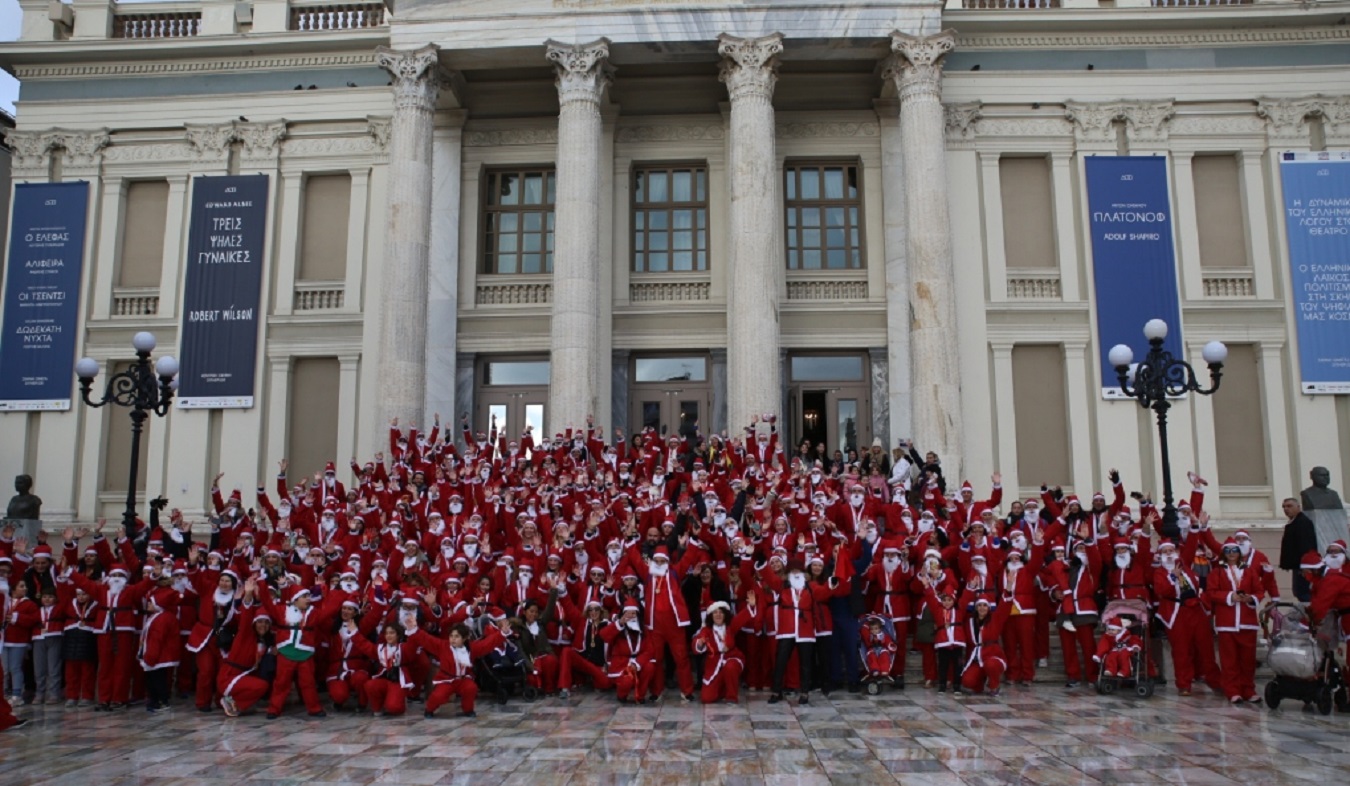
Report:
13,52,381,80
953,25,1350,51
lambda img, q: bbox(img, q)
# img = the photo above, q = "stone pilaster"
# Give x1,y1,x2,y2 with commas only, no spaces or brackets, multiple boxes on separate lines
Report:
886,29,964,477
375,44,445,428
1257,97,1319,149
718,32,784,433
546,38,612,432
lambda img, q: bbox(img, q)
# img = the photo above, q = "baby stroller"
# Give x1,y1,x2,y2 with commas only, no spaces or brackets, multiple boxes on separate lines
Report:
1261,603,1346,716
859,614,899,695
476,632,539,705
1095,599,1155,699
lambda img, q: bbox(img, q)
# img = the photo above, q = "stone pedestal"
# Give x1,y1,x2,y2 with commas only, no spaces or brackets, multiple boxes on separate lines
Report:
719,33,784,432
887,30,964,476
375,45,444,428
546,39,612,432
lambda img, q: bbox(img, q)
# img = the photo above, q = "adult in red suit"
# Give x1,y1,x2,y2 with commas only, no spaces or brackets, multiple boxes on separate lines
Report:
600,605,658,704
1152,540,1220,696
623,543,698,700
691,598,758,704
960,598,1009,696
1206,540,1265,704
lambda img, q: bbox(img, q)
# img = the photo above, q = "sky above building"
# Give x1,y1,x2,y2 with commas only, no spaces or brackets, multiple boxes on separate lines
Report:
1,0,19,115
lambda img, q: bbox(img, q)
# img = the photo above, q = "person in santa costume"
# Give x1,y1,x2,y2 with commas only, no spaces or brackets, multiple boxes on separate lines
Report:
71,556,156,710
0,567,30,730
960,597,1009,696
1094,617,1142,678
259,581,348,718
1,577,39,703
600,604,657,704
218,578,279,718
32,584,65,705
556,595,615,699
763,564,832,705
184,545,240,712
406,618,506,718
1205,539,1265,704
925,588,966,694
59,576,99,706
325,598,378,712
347,622,419,716
1152,540,1220,697
860,614,897,682
139,582,182,713
1045,538,1099,688
691,597,758,704
623,543,698,701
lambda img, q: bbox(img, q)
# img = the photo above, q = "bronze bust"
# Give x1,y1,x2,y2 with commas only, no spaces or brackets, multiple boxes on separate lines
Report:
6,474,42,521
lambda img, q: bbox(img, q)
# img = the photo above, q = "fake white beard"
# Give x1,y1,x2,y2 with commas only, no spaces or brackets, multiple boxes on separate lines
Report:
1115,554,1131,569
883,558,901,573
1326,553,1346,570
649,562,669,577
278,506,293,518
713,513,727,527
322,518,337,531
464,545,479,559
972,563,987,576
1011,540,1027,552
285,605,304,625
214,589,234,606
626,619,640,631
1238,542,1252,557
1160,556,1177,570
107,577,128,592
449,503,463,514
173,577,191,593
850,495,865,506
340,580,360,593
789,574,807,591
371,569,388,581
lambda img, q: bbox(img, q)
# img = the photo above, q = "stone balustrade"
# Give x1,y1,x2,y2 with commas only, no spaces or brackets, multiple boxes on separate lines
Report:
112,7,201,38
961,0,1060,8
1007,270,1063,300
785,278,870,301
293,282,346,310
111,288,161,317
629,279,711,303
475,278,553,306
1202,269,1256,298
289,2,386,31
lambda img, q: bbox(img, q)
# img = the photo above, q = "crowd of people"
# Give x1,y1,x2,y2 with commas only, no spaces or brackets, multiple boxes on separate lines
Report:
1,411,1348,731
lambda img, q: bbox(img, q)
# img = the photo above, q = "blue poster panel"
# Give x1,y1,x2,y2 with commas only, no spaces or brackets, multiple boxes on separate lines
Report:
1086,156,1184,398
0,182,90,411
177,175,269,408
1280,151,1350,394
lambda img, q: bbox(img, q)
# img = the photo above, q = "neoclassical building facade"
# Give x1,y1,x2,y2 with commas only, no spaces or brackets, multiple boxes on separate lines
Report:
0,0,1347,522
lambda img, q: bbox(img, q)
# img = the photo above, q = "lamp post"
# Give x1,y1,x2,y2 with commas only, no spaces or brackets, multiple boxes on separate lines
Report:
75,331,179,543
1108,319,1227,540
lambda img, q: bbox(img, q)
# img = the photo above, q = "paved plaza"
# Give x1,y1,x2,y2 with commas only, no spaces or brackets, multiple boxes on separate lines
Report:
2,681,1345,786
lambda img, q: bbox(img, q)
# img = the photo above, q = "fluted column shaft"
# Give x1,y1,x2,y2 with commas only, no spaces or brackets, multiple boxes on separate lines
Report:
888,31,964,475
546,39,611,430
375,45,442,427
719,33,784,432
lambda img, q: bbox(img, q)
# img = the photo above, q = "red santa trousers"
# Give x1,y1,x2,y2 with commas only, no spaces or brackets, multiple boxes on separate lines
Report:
559,650,613,692
96,631,139,704
1002,615,1037,682
426,678,478,714
528,653,559,693
267,656,323,715
647,621,694,697
1168,606,1222,693
176,642,196,696
1103,649,1135,677
193,647,221,710
1216,629,1258,700
744,633,772,690
1058,625,1098,683
0,661,18,730
65,660,96,701
699,658,744,704
327,671,371,709
222,674,271,714
888,621,909,677
615,664,654,703
364,677,409,715
961,648,1006,694
866,647,896,677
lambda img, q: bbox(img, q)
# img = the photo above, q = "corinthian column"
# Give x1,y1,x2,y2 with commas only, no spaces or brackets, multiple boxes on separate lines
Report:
375,44,444,427
718,33,784,433
886,30,964,475
546,39,612,430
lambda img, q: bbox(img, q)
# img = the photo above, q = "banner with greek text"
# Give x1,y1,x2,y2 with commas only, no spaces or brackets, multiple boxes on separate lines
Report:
1280,152,1350,394
0,182,90,411
1086,156,1185,398
177,174,269,408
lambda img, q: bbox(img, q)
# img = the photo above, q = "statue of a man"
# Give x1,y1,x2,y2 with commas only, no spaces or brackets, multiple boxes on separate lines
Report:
1301,466,1348,553
6,474,41,520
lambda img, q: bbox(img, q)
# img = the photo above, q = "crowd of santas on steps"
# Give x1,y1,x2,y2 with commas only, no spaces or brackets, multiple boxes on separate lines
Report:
2,411,1348,731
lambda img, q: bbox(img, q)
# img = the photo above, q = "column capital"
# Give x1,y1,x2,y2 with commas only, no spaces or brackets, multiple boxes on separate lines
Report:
717,33,784,103
885,30,955,104
45,127,111,170
546,38,614,107
376,44,446,112
1120,100,1175,146
1256,97,1318,146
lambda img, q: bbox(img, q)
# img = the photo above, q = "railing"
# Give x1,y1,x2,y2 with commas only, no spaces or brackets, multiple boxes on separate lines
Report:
785,279,869,301
294,282,345,311
289,2,386,31
1202,269,1255,298
112,10,201,38
1152,0,1252,5
629,280,711,303
112,288,160,317
962,0,1060,7
1007,270,1063,300
475,279,553,306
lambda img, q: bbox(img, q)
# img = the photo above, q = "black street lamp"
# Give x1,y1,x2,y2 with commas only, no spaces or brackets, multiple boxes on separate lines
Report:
75,331,179,543
1109,319,1227,541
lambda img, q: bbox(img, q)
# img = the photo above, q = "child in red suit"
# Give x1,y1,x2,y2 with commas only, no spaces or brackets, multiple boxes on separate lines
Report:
860,615,897,681
691,597,757,704
1094,618,1142,678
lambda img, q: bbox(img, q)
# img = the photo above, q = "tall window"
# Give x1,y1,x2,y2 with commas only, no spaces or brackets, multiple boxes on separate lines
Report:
633,164,708,272
785,162,863,270
482,167,555,274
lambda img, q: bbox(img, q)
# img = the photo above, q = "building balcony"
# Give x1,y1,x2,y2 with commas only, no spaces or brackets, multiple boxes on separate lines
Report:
17,0,390,42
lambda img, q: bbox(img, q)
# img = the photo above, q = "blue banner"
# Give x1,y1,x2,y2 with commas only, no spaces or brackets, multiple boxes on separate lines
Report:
0,182,90,411
1086,157,1184,398
177,175,269,408
1280,152,1350,394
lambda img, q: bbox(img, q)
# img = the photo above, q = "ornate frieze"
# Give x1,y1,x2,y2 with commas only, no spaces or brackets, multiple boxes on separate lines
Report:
546,39,614,108
464,128,558,147
776,122,879,139
717,33,784,104
616,124,724,143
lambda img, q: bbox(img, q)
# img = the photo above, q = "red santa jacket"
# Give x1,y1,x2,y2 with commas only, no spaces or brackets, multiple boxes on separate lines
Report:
1,594,40,646
1205,561,1264,632
600,618,656,679
409,625,505,685
138,588,182,671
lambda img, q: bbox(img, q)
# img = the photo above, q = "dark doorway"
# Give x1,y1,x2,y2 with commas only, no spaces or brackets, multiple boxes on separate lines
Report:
800,389,827,451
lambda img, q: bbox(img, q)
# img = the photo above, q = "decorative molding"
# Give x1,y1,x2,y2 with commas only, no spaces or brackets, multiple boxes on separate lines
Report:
280,134,380,158
1257,97,1321,144
1121,101,1176,145
294,284,345,311
886,30,957,105
1064,101,1122,144
1007,272,1062,300
375,45,448,113
14,53,381,81
546,38,614,108
944,102,983,140
776,122,879,139
1168,114,1267,137
629,281,711,303
2,127,109,169
237,121,289,160
1201,270,1255,298
786,279,869,301
1321,96,1350,140
718,33,784,104
1064,100,1174,145
185,122,237,157
952,27,1350,51
3,129,53,170
475,281,553,306
616,124,724,143
464,128,558,147
972,116,1074,139
102,142,194,163
367,116,392,149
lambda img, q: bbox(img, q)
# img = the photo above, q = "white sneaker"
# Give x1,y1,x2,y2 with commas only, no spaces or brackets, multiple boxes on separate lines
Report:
221,695,239,718
1037,658,1049,668
1063,622,1076,633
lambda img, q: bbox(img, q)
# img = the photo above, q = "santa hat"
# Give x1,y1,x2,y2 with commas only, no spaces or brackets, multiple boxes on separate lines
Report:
923,548,941,561
1177,500,1192,511
1064,495,1080,508
973,598,993,608
221,569,240,583
1220,538,1241,553
584,600,605,612
443,575,463,586
1329,540,1348,555
1156,541,1177,553
341,599,360,609
1092,491,1106,501
108,565,130,578
589,565,607,575
1233,529,1251,540
84,546,99,556
283,586,307,605
651,547,671,563
171,560,188,575
621,603,640,614
1113,538,1136,552
706,601,732,618
1024,498,1040,508
228,489,242,504
882,545,902,556
1301,551,1325,570
961,481,974,493
31,544,54,560
325,462,336,474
